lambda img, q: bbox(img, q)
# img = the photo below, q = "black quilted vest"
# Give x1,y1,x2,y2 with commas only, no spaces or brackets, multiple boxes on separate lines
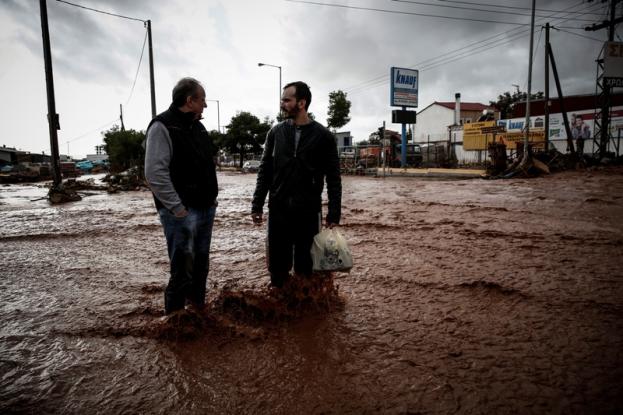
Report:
148,105,218,211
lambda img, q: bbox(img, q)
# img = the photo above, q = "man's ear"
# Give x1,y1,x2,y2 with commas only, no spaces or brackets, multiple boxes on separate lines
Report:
298,100,306,110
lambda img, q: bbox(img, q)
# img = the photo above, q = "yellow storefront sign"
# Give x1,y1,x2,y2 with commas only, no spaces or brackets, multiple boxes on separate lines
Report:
501,131,545,149
463,134,496,150
463,121,497,136
463,129,546,150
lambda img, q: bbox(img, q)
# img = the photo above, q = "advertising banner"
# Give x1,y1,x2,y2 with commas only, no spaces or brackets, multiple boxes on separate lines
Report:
496,108,623,141
604,42,623,87
462,107,623,151
390,67,418,108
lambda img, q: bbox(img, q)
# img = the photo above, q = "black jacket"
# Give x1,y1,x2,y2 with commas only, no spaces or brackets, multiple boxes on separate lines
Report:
148,105,218,210
252,120,341,224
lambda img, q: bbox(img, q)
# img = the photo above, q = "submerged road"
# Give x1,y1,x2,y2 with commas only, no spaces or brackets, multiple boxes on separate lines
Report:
1,169,622,413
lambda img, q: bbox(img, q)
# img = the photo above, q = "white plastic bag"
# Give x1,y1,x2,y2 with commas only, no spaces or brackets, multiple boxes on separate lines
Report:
311,229,353,272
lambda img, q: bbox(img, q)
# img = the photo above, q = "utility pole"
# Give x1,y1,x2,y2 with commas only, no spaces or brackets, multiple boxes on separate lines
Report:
586,0,622,158
548,43,575,154
55,1,157,121
523,0,536,154
544,23,550,150
120,104,125,131
381,121,386,176
207,99,221,133
146,20,156,118
39,0,62,188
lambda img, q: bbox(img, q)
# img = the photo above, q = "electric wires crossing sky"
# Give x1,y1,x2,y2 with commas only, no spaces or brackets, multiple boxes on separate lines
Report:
54,0,150,147
334,0,610,96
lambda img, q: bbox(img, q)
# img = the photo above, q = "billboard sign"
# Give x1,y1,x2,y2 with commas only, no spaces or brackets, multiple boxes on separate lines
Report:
463,107,623,151
604,42,623,87
390,67,418,108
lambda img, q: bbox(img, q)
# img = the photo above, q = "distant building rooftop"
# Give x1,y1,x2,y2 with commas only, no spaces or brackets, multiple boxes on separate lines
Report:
435,102,492,112
1,145,21,153
510,92,623,118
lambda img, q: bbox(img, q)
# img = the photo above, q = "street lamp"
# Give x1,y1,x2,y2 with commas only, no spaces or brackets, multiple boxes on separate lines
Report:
258,62,282,116
206,99,220,133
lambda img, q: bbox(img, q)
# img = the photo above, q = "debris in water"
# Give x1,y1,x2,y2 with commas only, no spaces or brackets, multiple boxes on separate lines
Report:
48,184,81,204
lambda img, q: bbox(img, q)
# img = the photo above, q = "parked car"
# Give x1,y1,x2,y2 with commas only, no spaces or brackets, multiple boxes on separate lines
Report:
76,160,94,172
242,160,261,172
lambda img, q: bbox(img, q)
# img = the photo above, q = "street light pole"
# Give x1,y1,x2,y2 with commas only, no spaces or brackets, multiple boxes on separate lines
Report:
258,62,282,117
207,99,220,133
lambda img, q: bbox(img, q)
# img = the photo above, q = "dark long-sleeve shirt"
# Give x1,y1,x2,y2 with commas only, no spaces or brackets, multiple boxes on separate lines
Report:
252,120,342,224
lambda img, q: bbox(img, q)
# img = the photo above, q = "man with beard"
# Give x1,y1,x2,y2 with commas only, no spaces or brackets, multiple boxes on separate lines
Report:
251,81,342,288
145,77,218,315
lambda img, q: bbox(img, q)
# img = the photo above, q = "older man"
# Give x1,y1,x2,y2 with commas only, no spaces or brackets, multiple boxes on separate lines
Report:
145,77,218,315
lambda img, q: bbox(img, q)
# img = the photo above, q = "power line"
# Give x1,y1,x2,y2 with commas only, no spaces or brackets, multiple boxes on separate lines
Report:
532,26,545,70
55,0,157,117
345,31,529,94
556,27,608,42
344,12,544,94
55,0,145,22
53,0,149,137
285,0,532,25
64,118,120,144
125,28,149,106
343,0,604,95
346,28,533,94
418,29,534,72
435,0,605,15
390,0,598,22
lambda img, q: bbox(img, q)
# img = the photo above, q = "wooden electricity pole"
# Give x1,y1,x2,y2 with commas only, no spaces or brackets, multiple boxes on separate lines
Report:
39,0,62,188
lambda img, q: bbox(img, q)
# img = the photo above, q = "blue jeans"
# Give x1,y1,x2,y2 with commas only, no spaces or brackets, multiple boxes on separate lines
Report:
158,205,216,314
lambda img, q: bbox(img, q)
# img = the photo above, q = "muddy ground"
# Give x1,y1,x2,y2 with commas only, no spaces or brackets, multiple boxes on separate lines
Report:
0,168,622,414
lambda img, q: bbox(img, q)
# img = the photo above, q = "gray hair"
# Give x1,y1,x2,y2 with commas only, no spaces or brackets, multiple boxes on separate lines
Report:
172,77,203,107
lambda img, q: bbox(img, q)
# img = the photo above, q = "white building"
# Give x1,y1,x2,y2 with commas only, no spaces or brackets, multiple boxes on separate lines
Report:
335,131,353,148
414,93,498,144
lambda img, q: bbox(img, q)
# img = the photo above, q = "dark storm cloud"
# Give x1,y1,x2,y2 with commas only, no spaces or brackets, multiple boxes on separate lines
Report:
1,0,165,86
285,0,608,105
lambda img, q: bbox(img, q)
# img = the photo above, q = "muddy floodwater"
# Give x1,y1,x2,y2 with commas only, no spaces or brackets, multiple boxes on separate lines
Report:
1,169,622,414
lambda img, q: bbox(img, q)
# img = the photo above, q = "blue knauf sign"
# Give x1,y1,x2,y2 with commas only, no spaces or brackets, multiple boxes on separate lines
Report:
390,67,418,108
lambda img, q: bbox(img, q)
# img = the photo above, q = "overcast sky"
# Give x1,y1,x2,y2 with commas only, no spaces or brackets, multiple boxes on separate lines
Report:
0,0,611,158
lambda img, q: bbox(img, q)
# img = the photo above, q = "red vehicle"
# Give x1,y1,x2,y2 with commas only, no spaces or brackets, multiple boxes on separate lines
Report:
358,144,422,168
60,162,79,178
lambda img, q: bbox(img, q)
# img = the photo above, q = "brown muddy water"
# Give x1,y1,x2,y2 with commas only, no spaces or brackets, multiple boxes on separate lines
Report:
1,169,622,414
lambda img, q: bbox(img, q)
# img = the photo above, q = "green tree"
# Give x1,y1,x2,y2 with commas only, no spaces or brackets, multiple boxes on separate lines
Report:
490,90,544,119
207,129,227,151
326,90,351,131
224,112,272,168
102,125,146,173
